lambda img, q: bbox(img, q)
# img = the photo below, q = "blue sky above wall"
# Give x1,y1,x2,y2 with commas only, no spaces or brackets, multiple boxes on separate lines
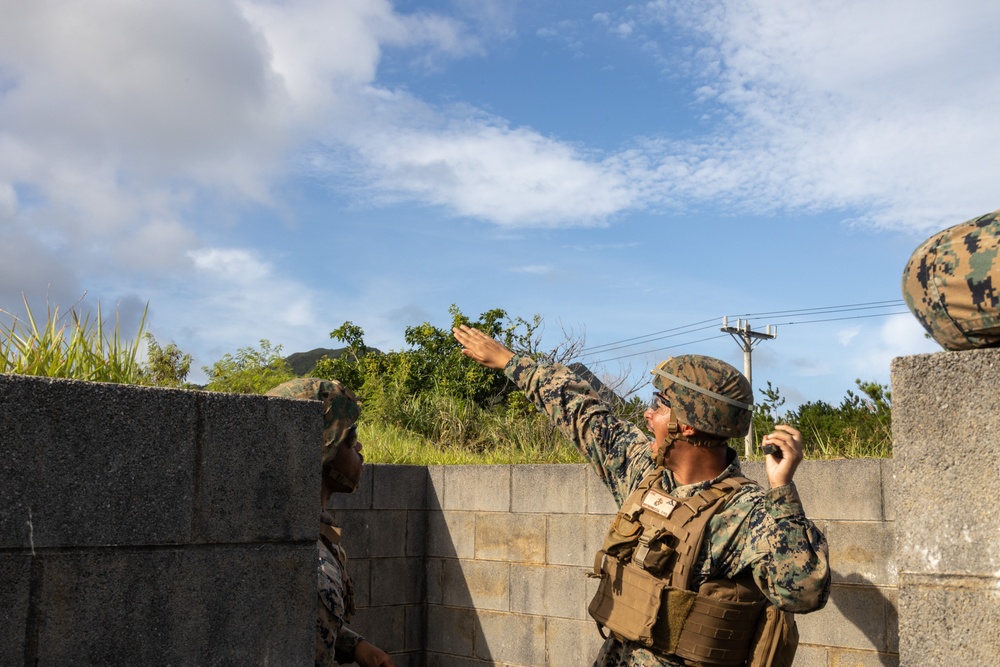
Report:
4,0,996,408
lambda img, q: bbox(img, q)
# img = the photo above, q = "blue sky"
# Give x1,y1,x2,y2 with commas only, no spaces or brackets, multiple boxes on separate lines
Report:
2,0,997,410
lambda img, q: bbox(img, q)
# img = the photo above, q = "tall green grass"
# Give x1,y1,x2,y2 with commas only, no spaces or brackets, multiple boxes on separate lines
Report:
0,295,148,384
355,387,586,465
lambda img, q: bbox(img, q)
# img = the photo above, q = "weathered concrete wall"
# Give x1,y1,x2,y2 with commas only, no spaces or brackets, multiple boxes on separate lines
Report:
337,460,899,667
892,348,1000,667
0,374,318,666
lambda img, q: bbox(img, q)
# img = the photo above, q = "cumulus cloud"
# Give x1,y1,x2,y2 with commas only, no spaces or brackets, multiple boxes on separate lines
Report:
0,0,485,359
341,112,639,226
166,247,323,348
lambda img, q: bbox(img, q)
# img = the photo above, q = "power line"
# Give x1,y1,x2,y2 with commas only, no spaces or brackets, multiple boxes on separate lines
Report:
595,334,732,363
725,301,905,319
769,310,910,326
581,317,721,353
575,300,910,364
578,322,721,357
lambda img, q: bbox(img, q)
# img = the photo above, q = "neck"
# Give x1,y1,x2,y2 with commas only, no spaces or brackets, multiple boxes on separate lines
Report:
664,442,729,486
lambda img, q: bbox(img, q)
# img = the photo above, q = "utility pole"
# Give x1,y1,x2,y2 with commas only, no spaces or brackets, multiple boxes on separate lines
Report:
720,317,777,457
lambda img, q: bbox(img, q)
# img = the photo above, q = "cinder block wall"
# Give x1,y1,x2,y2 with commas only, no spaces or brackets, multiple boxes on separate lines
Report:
892,348,1000,667
338,460,899,667
0,374,319,666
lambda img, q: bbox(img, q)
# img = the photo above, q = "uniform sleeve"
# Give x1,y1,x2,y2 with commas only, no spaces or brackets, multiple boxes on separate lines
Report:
317,549,364,666
745,483,831,613
505,354,653,504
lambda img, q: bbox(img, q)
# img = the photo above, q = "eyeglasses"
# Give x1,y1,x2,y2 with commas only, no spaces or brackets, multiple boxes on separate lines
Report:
650,392,670,411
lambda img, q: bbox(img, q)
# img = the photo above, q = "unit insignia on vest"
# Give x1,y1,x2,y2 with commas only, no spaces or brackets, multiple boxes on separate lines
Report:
641,489,677,518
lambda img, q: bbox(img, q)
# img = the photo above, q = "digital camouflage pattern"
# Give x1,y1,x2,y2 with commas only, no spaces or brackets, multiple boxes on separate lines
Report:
506,354,830,667
265,378,361,466
902,209,1000,350
650,355,753,440
317,510,362,667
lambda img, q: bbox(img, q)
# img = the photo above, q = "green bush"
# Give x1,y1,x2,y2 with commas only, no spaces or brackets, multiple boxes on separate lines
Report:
201,339,295,394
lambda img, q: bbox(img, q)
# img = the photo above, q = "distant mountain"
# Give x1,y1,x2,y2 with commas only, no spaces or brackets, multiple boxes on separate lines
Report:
284,346,382,376
284,347,346,376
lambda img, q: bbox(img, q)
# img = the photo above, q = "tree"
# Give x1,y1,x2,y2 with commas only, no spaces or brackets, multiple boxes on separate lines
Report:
202,339,295,394
140,333,192,388
315,305,546,407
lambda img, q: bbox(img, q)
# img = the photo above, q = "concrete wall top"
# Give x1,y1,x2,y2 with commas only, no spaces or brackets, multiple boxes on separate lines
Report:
0,374,322,549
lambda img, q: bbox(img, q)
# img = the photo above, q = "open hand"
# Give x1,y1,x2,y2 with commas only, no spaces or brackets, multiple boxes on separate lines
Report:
453,325,515,370
355,640,395,667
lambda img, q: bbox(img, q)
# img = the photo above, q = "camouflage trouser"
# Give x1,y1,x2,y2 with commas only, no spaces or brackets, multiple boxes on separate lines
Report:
594,637,685,667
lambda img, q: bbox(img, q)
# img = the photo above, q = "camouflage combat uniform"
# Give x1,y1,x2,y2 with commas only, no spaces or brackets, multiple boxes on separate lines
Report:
317,510,363,667
504,355,830,667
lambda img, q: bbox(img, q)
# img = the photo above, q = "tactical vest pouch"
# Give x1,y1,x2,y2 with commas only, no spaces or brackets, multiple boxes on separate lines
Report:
588,556,696,652
601,502,644,559
673,580,768,666
747,605,798,667
589,554,697,651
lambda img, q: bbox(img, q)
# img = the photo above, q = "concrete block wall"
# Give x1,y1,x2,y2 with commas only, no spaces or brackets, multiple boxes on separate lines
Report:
892,348,1000,667
330,464,434,667
0,374,319,666
338,460,899,667
14,365,970,667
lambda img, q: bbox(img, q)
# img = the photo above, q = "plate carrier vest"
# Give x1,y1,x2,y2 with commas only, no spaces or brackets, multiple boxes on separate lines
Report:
587,467,798,667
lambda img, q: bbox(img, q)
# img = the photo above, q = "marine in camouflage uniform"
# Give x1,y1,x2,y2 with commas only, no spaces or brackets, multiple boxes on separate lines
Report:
317,509,363,665
902,209,1000,350
265,379,393,667
452,326,830,667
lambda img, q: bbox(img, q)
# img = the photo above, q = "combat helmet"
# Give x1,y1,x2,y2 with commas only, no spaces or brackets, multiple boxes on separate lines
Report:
901,209,1000,351
650,355,753,443
265,378,361,470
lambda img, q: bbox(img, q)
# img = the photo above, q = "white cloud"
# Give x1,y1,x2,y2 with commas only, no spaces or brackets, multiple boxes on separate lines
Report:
848,313,941,376
510,265,555,276
150,247,325,366
114,219,201,271
837,327,860,346
345,112,640,226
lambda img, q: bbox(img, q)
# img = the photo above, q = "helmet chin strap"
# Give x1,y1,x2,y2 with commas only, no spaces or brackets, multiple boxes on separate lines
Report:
328,468,359,494
655,412,690,467
653,411,697,468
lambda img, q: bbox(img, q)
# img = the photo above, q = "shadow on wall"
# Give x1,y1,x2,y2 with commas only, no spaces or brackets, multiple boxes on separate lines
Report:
829,571,898,667
327,465,495,667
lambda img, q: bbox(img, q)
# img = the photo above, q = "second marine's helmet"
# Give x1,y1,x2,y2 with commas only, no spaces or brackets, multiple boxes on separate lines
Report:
264,378,361,468
901,209,1000,351
651,355,753,441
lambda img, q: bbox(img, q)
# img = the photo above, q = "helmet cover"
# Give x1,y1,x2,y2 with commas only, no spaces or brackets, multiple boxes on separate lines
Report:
265,378,361,466
650,355,752,439
902,209,1000,351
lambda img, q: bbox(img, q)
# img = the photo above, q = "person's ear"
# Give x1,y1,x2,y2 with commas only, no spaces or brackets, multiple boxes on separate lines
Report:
679,422,698,438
